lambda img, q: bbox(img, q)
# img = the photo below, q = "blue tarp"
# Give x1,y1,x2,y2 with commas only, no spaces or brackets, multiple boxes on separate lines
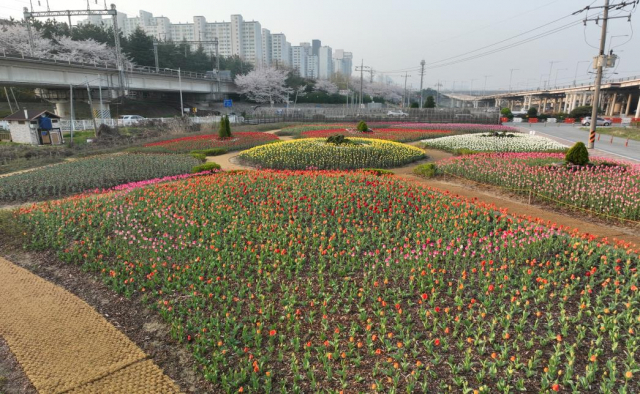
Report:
38,115,53,130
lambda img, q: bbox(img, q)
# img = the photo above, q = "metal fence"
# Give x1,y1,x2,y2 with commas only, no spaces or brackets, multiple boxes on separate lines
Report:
245,107,500,125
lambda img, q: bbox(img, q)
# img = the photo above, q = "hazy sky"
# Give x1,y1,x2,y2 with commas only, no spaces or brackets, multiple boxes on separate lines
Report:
3,0,639,91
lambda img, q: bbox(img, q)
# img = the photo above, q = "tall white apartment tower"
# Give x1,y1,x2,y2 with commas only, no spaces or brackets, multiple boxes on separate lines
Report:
318,46,333,79
261,28,272,67
271,33,290,68
291,46,308,77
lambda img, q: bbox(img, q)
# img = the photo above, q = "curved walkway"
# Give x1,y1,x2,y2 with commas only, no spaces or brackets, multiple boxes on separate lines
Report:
0,256,181,394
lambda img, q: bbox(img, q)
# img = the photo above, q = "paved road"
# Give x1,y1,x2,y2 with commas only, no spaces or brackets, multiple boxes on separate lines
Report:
509,123,640,162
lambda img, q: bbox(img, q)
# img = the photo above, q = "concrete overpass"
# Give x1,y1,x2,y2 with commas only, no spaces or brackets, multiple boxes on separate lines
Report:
442,75,640,118
0,54,237,118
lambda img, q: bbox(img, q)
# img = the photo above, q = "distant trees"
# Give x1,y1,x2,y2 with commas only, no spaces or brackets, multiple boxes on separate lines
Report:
424,96,436,108
314,80,339,95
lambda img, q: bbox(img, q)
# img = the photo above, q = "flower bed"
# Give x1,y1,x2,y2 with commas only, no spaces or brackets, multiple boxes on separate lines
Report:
140,132,279,153
238,138,425,170
300,128,452,142
17,170,640,392
438,152,640,220
394,123,519,133
0,154,200,202
422,133,567,152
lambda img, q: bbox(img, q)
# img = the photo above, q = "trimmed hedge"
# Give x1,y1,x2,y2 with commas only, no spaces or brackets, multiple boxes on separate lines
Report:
191,148,228,156
414,163,437,178
192,162,221,173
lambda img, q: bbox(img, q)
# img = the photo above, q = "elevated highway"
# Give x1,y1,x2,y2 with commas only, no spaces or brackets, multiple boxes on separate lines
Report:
442,75,640,118
0,54,237,117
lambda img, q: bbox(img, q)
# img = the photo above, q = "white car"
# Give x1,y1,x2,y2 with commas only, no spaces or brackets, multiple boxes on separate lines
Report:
387,110,408,117
581,117,611,126
119,115,145,126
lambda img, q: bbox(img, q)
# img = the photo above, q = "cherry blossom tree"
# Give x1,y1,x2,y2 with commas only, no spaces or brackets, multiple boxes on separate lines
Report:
235,67,292,106
313,79,338,95
0,24,50,58
54,35,119,65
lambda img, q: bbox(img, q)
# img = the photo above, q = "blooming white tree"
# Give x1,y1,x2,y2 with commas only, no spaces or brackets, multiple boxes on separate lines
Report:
235,67,292,105
54,36,120,66
313,79,338,95
350,77,403,104
0,24,50,58
0,22,127,67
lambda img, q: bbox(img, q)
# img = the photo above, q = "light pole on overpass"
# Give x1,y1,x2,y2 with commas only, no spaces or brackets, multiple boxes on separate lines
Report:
553,68,567,88
545,61,560,90
573,61,590,86
509,69,519,93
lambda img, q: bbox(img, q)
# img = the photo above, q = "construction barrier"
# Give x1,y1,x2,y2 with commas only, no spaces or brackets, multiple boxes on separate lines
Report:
500,117,510,123
528,118,539,123
564,118,576,124
612,118,623,124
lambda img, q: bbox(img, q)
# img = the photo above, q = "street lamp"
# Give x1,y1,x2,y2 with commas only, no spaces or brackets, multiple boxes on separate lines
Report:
163,68,184,114
553,68,567,87
508,69,519,93
573,61,590,86
546,61,560,90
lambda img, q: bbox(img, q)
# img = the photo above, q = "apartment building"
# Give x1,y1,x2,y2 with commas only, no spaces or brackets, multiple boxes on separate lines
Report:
79,10,351,74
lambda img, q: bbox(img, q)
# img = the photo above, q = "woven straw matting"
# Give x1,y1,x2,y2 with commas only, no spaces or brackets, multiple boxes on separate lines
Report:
0,257,181,394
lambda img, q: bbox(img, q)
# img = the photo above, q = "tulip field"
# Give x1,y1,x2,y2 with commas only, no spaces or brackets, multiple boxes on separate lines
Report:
437,153,640,221
422,133,567,152
238,138,425,170
300,128,453,142
0,154,200,202
17,171,640,392
140,132,279,153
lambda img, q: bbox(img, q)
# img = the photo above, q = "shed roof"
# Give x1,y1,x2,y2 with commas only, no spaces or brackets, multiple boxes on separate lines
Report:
4,110,61,121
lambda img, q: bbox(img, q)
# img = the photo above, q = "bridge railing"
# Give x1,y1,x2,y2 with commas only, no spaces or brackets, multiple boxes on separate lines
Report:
0,52,233,82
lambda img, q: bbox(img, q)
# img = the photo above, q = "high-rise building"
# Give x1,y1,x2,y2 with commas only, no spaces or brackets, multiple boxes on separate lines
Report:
306,55,319,79
79,11,352,72
318,46,333,79
291,46,308,77
332,49,353,76
261,28,272,67
311,39,321,57
271,33,291,68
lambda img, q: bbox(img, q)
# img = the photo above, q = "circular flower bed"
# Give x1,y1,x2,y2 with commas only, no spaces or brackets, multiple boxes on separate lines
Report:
422,133,567,152
300,128,452,142
238,138,425,170
140,132,279,153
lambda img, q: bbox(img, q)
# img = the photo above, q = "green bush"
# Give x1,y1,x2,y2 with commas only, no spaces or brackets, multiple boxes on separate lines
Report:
190,152,207,162
357,121,369,132
192,162,221,173
410,102,419,109
424,96,436,108
191,148,228,156
569,106,593,119
414,163,437,178
565,142,589,166
500,107,513,119
527,107,538,118
360,168,394,176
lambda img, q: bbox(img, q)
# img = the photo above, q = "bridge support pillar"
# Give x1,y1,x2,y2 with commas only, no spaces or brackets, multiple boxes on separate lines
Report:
91,102,111,122
625,93,632,116
52,101,72,119
636,94,640,118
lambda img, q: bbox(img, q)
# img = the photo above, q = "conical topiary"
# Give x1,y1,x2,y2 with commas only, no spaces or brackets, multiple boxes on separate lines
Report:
357,121,368,132
225,115,232,138
218,116,227,139
565,141,589,166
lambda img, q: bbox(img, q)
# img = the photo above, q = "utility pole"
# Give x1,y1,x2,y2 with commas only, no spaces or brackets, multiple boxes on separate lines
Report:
575,0,636,148
153,41,159,72
402,73,411,108
435,80,443,107
419,59,426,108
178,67,184,116
4,87,13,113
85,78,98,137
355,60,370,108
